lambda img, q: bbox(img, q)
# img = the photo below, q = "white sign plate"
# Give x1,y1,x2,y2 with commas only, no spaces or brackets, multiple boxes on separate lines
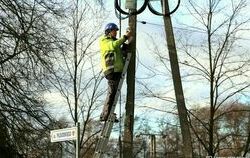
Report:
50,127,77,142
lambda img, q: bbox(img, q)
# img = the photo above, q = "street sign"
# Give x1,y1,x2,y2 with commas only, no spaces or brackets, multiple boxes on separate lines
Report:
50,127,77,143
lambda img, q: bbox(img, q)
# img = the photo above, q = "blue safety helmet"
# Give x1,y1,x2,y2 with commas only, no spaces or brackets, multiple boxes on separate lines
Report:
105,23,119,34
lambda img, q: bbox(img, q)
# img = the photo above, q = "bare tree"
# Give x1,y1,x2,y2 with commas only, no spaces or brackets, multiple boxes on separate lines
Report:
178,0,250,156
157,118,181,157
48,0,108,156
243,111,250,157
0,0,67,156
137,0,249,157
189,102,250,157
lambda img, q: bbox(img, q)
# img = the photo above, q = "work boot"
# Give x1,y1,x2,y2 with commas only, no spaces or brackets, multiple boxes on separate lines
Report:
100,113,119,123
100,115,108,122
113,113,119,123
114,117,119,123
100,112,108,122
100,116,107,122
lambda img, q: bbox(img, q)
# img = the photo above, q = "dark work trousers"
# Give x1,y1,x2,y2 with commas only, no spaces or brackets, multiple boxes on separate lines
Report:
100,72,121,120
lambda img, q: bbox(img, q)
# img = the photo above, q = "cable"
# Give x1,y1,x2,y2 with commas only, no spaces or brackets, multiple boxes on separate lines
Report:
117,1,123,156
138,20,250,41
148,0,181,16
114,0,149,15
114,0,181,18
115,8,129,20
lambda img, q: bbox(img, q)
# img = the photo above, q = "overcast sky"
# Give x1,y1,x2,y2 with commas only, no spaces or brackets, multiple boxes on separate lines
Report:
46,0,250,133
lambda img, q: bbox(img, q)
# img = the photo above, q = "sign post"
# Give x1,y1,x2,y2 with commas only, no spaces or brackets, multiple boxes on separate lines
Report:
50,124,80,158
76,122,80,158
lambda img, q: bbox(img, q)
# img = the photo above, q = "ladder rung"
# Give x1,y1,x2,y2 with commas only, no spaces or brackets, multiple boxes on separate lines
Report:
93,53,132,158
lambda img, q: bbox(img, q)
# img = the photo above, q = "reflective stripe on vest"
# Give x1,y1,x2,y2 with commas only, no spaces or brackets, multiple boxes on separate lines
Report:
104,51,115,74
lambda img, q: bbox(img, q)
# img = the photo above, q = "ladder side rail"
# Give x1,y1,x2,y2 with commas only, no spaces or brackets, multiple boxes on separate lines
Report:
94,53,132,158
93,115,116,158
108,53,132,116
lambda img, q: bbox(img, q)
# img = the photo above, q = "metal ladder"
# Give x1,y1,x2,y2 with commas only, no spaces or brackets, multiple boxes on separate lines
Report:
93,52,132,158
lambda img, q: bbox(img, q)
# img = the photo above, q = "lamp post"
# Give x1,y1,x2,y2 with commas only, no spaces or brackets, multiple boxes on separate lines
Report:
137,133,156,158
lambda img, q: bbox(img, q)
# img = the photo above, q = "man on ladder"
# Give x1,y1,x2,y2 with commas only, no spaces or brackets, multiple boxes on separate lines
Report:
99,23,132,122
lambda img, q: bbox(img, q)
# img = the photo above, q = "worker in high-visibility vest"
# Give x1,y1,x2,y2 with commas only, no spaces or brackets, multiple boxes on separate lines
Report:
99,23,131,122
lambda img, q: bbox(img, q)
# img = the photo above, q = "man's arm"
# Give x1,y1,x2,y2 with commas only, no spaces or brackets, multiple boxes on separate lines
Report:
113,36,127,48
113,29,132,48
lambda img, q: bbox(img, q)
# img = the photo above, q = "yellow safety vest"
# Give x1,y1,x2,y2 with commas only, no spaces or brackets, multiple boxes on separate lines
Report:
99,35,126,75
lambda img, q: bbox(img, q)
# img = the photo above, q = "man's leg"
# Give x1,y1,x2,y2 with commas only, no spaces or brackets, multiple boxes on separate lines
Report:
100,78,119,121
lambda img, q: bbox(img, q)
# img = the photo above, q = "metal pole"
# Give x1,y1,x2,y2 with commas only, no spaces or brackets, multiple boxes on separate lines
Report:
150,135,156,158
153,135,156,158
76,122,80,158
143,139,146,158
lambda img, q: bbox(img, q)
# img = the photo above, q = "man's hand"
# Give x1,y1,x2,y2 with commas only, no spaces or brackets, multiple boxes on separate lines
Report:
124,27,133,44
126,27,132,37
